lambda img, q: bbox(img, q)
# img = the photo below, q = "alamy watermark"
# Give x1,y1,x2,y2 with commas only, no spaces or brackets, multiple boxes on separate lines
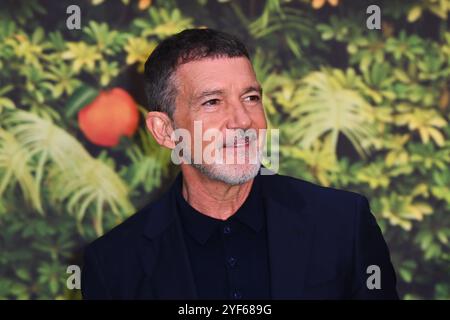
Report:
66,265,81,290
366,264,381,290
66,263,383,291
66,5,81,30
366,5,381,30
67,4,382,31
169,122,279,175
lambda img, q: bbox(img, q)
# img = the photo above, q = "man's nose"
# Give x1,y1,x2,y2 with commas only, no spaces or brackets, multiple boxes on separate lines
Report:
226,101,252,130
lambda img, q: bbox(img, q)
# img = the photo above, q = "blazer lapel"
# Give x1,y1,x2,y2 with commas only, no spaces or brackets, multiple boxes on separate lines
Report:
262,176,315,299
138,174,198,299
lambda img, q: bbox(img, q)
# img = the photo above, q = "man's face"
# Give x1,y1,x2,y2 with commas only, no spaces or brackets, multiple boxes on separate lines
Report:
172,56,267,185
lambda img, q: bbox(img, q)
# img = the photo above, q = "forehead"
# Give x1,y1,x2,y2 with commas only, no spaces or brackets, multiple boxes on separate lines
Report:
175,56,257,91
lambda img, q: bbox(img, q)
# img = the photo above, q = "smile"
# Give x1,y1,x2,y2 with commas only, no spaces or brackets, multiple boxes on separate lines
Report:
223,139,251,148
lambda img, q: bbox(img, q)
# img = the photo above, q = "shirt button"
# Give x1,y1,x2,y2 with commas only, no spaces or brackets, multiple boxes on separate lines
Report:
223,225,231,234
232,291,242,299
227,256,237,267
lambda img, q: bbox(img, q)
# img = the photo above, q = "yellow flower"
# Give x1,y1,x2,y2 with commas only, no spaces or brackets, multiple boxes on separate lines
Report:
62,42,101,73
124,37,157,72
395,105,447,146
5,33,45,67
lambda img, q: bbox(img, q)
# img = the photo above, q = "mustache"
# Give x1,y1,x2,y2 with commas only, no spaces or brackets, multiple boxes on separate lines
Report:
222,129,258,147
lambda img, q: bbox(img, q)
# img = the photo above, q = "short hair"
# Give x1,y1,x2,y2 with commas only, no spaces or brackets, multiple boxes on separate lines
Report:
143,28,251,119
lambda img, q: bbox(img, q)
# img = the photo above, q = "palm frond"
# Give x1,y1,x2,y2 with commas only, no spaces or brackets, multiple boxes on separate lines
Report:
0,128,43,214
285,69,378,159
48,157,134,235
2,109,134,235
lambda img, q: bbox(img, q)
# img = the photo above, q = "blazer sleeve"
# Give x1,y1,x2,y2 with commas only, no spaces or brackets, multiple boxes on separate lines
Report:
350,195,399,300
81,244,112,300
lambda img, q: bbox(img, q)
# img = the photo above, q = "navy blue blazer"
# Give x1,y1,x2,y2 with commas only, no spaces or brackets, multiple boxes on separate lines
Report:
81,171,399,299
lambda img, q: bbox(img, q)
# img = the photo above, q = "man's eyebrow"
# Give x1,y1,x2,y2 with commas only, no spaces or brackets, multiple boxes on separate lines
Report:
193,88,225,102
192,85,263,104
241,85,263,96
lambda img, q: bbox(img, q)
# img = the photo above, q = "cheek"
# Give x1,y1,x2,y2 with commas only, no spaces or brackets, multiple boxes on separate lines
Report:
251,108,267,128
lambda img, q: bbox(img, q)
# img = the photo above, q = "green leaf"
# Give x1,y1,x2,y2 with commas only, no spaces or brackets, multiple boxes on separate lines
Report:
399,268,413,283
284,68,377,159
0,97,15,110
408,6,422,23
285,34,301,58
65,85,99,119
15,268,31,281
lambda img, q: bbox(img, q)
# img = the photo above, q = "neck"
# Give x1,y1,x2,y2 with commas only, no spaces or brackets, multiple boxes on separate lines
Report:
179,164,254,220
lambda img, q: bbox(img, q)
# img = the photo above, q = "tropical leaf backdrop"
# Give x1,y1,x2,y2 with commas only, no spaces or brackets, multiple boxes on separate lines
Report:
0,0,449,299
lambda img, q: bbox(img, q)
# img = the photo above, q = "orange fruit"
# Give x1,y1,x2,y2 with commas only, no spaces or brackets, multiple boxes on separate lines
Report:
78,88,139,147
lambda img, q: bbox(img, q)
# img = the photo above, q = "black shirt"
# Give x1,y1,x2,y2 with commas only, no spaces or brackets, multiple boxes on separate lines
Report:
175,174,271,300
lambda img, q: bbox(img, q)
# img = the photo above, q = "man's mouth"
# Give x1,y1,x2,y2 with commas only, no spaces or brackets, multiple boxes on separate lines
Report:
223,136,251,148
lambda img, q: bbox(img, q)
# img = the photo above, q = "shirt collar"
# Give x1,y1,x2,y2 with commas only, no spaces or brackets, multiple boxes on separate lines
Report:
175,173,264,245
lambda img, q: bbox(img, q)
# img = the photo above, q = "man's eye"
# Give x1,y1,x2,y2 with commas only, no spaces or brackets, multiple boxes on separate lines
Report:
202,99,220,106
244,95,261,102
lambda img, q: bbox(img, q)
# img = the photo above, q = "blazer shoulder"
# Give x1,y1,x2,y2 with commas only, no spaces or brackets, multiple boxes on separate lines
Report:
85,199,157,256
261,173,373,232
261,172,365,205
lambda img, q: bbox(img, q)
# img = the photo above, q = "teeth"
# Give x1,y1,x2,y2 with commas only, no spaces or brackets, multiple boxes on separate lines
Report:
225,141,249,147
223,136,255,147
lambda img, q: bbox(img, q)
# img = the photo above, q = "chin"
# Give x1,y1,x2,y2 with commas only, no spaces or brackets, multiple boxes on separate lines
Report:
192,162,261,185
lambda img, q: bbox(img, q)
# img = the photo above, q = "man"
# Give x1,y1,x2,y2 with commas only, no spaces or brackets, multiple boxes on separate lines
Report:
81,28,399,300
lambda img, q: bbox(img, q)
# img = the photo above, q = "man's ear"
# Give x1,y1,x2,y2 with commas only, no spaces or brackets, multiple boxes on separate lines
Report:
145,111,176,149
